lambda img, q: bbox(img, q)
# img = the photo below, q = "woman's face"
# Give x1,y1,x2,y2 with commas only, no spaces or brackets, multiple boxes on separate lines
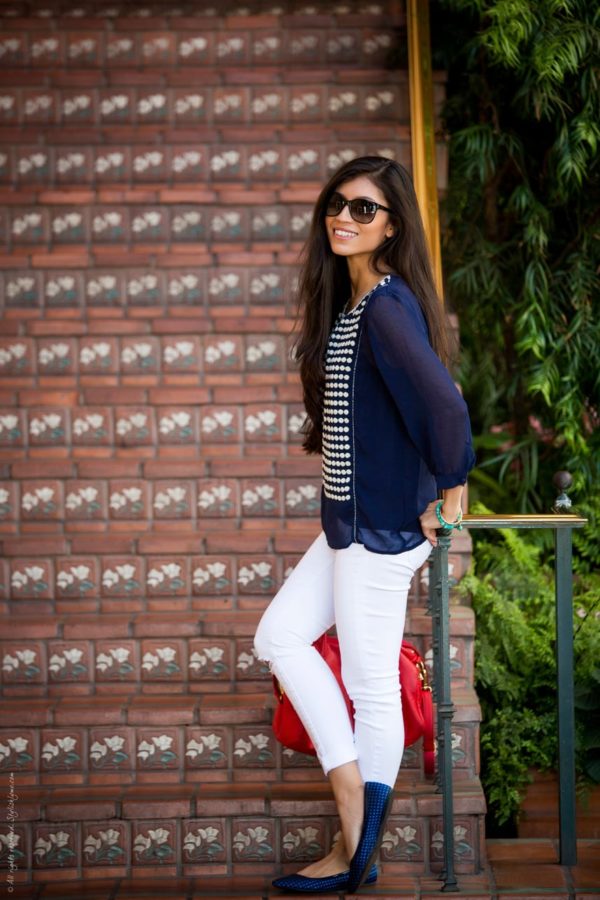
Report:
325,175,394,263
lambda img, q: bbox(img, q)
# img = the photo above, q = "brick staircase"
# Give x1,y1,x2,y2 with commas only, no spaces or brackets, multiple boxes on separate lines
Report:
0,0,486,890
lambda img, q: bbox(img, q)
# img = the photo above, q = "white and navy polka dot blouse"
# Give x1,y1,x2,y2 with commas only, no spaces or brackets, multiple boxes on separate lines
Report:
319,274,475,554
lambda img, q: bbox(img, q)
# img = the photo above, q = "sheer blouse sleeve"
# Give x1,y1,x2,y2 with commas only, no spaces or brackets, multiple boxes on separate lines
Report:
364,286,476,489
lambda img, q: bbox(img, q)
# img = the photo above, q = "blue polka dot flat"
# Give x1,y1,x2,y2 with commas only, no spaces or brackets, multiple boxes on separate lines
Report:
348,781,394,893
272,863,377,893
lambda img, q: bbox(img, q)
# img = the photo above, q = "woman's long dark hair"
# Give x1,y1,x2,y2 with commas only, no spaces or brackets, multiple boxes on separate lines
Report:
294,155,449,454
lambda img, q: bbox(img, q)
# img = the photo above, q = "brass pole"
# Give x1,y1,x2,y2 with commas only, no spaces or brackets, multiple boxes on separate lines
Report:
406,0,443,298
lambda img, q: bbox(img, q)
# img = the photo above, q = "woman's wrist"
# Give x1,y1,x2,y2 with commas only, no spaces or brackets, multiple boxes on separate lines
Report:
434,500,463,530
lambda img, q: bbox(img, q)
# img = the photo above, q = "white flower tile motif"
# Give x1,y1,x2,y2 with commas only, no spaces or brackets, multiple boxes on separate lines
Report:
33,828,76,867
365,89,396,113
10,563,50,599
141,643,182,679
210,210,243,238
56,150,87,179
48,645,88,680
11,211,44,241
0,735,33,771
31,36,60,60
109,484,146,518
188,643,228,678
115,410,152,444
287,410,307,438
171,149,203,175
79,340,115,369
137,93,168,118
363,33,392,55
237,560,275,593
44,274,79,305
233,731,274,765
200,408,237,441
106,37,134,60
17,151,48,179
183,823,225,861
328,90,358,115
185,731,227,767
248,149,281,176
203,338,240,368
173,93,205,118
209,149,241,176
132,825,174,864
21,484,58,516
252,210,284,239
83,825,126,865
191,559,231,594
40,734,81,770
55,563,96,596
95,646,135,678
0,484,13,519
232,823,274,860
162,338,198,367
253,35,280,59
158,410,195,443
251,91,282,118
72,411,109,443
236,641,270,679
89,734,129,769
68,37,98,61
153,484,191,517
4,275,37,306
381,822,423,860
241,483,279,515
145,562,186,594
285,483,319,514
94,150,126,177
85,273,119,305
0,37,22,60
62,93,93,120
430,821,474,860
287,148,319,176
178,36,208,60
120,340,158,370
136,733,178,767
197,483,235,516
2,647,41,679
216,36,246,59
171,209,203,240
244,408,280,439
92,210,125,240
245,338,280,370
207,272,242,302
132,150,164,177
289,34,320,57
64,485,103,519
37,341,72,371
126,273,160,304
0,341,29,371
101,564,142,597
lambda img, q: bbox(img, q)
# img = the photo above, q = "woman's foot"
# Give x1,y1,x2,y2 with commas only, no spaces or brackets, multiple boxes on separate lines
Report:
296,835,349,878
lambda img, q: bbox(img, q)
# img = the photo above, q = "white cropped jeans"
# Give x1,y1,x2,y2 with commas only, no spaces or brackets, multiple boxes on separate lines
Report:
254,531,431,787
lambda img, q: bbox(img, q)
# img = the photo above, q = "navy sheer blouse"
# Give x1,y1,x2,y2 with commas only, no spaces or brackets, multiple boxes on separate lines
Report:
320,274,476,554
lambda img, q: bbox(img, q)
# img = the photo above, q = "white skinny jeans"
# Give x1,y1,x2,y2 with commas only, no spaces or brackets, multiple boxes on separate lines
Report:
254,531,431,787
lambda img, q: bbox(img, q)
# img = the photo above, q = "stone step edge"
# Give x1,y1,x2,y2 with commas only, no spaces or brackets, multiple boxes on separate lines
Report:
0,684,481,726
9,775,487,821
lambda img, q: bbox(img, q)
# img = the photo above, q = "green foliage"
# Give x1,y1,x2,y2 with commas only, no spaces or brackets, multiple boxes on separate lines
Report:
432,0,600,511
461,503,600,828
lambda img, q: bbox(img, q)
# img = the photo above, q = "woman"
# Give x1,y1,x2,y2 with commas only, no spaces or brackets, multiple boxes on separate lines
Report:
254,156,475,893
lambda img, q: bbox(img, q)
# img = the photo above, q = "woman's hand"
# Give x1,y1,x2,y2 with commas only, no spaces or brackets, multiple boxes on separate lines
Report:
419,500,443,547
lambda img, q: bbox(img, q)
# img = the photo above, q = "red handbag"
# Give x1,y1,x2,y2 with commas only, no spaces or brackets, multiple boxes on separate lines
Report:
272,634,435,775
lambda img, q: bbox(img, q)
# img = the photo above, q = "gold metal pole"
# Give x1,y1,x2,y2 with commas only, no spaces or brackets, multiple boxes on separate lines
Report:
407,0,443,298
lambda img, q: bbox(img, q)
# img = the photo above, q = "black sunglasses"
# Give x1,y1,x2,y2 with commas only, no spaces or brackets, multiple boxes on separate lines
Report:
325,191,393,224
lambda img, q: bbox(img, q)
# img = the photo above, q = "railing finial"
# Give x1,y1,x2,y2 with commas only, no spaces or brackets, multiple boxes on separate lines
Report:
553,470,573,512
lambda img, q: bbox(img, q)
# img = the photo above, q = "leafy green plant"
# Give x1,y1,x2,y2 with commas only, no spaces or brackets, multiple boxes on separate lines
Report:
461,503,600,831
431,0,599,511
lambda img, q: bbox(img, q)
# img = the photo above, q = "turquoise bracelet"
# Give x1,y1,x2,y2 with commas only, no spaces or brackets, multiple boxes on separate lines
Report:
434,500,463,531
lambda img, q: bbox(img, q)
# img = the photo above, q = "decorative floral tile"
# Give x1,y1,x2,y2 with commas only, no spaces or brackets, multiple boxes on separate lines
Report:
136,728,180,770
83,821,128,867
183,819,226,863
20,480,63,520
381,818,424,862
233,727,275,768
207,269,245,304
100,559,143,599
145,559,188,597
40,730,83,772
249,269,284,303
326,147,361,173
232,819,274,861
362,30,393,61
30,34,64,66
247,148,282,181
152,481,193,519
290,87,324,121
94,147,129,181
79,336,118,372
64,481,106,521
286,31,322,63
184,728,228,770
164,273,205,307
131,149,166,182
326,31,358,61
55,559,98,599
235,641,270,681
157,408,197,444
281,746,320,768
28,410,67,446
328,88,360,119
50,207,86,244
188,640,230,681
245,336,284,371
131,208,168,243
55,148,91,184
9,561,52,601
364,87,399,118
136,90,170,123
430,817,476,868
109,481,149,520
11,208,47,244
197,480,237,518
170,206,205,242
0,90,18,124
91,207,128,243
0,410,25,445
120,337,160,373
237,558,277,594
141,32,176,63
0,482,16,520
16,148,50,183
191,556,232,595
141,640,184,680
281,819,326,861
0,728,36,773
209,147,244,181
33,824,77,869
1,644,43,682
200,406,241,444
61,89,95,123
0,824,27,872
106,35,136,65
215,34,248,64
287,405,307,443
203,336,242,371
251,207,286,241
37,338,75,374
161,336,201,371
286,146,322,180
114,408,155,446
170,146,206,181
132,821,176,866
45,271,82,307
66,32,100,65
125,271,163,306
0,34,25,64
285,481,320,516
3,272,40,308
72,407,112,446
89,728,133,771
177,33,210,64
172,89,207,122
85,271,122,306
209,208,247,241
95,642,137,682
251,33,281,64
47,642,89,682
244,406,282,442
241,480,281,517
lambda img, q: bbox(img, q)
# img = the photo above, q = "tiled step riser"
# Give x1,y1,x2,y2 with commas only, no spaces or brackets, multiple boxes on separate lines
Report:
0,715,481,784
0,813,485,881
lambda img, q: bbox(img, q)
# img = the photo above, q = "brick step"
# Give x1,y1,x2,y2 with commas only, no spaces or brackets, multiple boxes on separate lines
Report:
0,685,481,786
0,605,475,688
0,775,486,882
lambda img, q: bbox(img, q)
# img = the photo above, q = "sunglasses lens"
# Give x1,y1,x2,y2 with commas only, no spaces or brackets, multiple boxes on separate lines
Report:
350,200,377,223
326,194,344,216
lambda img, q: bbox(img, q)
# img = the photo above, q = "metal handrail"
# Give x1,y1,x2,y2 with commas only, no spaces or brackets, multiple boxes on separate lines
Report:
427,477,587,891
